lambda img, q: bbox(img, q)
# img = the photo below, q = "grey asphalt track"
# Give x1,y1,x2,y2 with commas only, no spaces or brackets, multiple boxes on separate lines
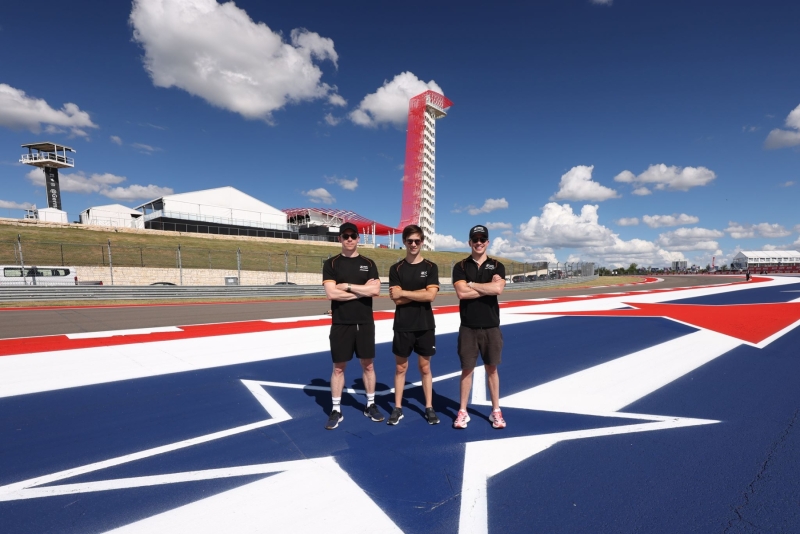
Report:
0,275,741,339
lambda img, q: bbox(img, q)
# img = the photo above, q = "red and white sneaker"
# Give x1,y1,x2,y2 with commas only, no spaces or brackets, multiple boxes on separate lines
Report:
453,410,470,429
489,409,506,429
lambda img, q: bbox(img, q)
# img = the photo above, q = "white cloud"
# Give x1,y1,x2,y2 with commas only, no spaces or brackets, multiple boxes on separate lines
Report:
130,0,340,123
642,213,700,228
484,222,512,230
550,165,620,202
110,135,123,145
432,233,468,251
328,94,347,107
25,168,170,200
102,184,174,201
762,243,797,251
468,198,508,215
0,199,33,210
325,175,358,191
488,237,557,263
349,72,443,128
614,164,716,192
323,113,341,126
632,187,652,196
0,83,98,137
725,222,792,239
656,227,723,251
764,103,800,150
517,203,615,248
302,187,335,204
779,181,795,187
616,217,639,226
131,142,161,153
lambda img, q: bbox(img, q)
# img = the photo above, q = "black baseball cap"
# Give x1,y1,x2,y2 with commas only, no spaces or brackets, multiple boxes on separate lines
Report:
469,225,489,240
339,222,359,236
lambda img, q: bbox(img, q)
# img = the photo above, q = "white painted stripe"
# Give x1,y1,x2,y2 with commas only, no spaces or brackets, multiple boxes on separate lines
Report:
66,326,183,339
501,329,742,414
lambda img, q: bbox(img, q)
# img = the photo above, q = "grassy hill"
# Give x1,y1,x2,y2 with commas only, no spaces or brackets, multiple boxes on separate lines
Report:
0,220,536,277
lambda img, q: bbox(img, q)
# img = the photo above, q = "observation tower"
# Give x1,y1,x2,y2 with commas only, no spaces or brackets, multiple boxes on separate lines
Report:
20,142,75,222
398,90,453,250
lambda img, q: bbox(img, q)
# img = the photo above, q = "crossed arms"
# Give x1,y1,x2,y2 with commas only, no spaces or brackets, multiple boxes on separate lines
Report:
453,274,505,300
324,279,381,301
389,285,439,305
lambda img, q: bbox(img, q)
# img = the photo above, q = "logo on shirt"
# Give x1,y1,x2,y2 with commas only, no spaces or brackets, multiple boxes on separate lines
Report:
359,265,369,271
420,271,427,277
485,264,496,270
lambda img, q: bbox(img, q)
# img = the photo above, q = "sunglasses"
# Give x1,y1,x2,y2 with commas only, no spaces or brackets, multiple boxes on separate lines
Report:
405,239,422,245
341,233,358,241
471,237,488,244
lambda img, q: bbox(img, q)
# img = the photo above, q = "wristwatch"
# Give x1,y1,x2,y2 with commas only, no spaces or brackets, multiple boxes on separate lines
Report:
347,283,352,292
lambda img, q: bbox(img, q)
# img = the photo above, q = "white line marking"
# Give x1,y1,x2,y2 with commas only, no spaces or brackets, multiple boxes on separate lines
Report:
66,327,183,339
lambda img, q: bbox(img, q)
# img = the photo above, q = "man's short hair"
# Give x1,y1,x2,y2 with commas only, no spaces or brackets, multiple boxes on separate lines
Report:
402,224,424,242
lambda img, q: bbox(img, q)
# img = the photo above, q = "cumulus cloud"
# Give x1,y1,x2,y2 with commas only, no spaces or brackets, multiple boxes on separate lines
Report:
325,175,358,191
725,222,792,239
323,113,341,126
102,184,174,201
614,164,717,192
616,217,639,226
25,168,171,200
489,237,557,263
550,165,620,202
432,233,468,251
468,198,508,215
764,103,800,150
484,222,512,230
302,187,335,204
0,83,98,137
130,0,340,123
110,135,123,145
0,199,33,210
642,213,700,228
656,227,723,251
349,72,443,128
132,142,161,153
632,187,652,196
517,203,615,249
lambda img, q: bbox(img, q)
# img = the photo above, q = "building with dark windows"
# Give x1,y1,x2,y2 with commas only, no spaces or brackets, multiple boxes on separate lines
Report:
134,187,298,239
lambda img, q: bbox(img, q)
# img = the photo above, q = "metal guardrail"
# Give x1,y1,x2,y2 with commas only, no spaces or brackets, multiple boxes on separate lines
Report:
0,276,598,301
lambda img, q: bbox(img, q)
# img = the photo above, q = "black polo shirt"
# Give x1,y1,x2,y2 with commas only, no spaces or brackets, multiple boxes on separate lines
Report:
389,259,440,331
322,254,379,324
452,256,506,328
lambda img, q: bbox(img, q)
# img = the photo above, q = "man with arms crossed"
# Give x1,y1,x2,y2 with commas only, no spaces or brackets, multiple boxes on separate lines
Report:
322,222,384,430
387,225,441,425
452,225,507,429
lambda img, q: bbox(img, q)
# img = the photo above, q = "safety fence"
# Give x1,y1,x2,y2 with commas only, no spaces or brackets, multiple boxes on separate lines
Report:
1,237,595,286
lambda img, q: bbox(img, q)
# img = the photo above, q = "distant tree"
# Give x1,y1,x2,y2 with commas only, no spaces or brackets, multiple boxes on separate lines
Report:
627,263,638,274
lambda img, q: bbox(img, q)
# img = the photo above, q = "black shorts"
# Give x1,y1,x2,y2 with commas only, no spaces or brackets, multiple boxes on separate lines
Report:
392,329,436,358
457,326,503,369
329,323,375,363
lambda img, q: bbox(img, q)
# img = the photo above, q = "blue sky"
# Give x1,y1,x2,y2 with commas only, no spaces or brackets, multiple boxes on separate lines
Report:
1,0,798,267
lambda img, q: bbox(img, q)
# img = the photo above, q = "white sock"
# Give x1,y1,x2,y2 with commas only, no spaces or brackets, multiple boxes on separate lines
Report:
332,397,341,413
367,393,375,407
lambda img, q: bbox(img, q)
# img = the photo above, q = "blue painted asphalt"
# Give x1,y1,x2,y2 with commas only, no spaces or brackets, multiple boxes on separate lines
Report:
1,283,799,533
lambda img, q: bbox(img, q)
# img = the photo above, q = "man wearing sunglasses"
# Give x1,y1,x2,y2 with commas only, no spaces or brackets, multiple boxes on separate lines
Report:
452,225,507,430
322,222,383,429
387,224,441,425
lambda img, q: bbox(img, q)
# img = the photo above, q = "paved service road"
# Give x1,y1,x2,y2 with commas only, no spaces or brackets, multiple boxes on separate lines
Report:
0,276,739,339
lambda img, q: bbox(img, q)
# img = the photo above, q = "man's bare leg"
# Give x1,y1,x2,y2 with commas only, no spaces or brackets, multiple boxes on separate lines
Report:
330,362,347,402
360,358,376,394
419,356,433,408
459,368,474,412
393,355,408,407
485,364,500,411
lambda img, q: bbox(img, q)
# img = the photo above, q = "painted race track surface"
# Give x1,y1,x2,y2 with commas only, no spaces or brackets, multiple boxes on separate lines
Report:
1,276,799,533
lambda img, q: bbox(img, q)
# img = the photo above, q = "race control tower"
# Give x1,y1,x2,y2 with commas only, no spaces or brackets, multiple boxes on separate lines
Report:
398,90,453,251
20,142,75,223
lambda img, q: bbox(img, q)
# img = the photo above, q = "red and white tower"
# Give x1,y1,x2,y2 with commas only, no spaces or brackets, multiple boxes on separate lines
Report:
398,90,453,250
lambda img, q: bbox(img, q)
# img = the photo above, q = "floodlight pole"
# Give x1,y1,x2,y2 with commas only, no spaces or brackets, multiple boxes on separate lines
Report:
17,234,26,285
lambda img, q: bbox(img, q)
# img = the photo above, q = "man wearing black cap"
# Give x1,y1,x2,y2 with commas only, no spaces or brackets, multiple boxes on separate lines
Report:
322,222,383,430
451,225,507,430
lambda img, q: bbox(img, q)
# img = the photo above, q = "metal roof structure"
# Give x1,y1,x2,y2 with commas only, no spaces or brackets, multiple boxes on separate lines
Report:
21,142,76,153
734,250,800,259
282,207,399,235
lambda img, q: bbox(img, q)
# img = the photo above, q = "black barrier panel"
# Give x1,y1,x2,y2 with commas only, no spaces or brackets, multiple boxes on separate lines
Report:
44,167,62,210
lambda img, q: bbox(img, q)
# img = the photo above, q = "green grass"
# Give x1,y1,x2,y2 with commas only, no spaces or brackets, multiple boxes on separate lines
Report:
0,220,543,277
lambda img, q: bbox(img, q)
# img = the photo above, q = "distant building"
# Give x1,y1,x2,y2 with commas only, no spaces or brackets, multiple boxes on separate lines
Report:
80,204,143,228
731,250,800,272
134,187,296,239
283,207,399,246
671,260,688,271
